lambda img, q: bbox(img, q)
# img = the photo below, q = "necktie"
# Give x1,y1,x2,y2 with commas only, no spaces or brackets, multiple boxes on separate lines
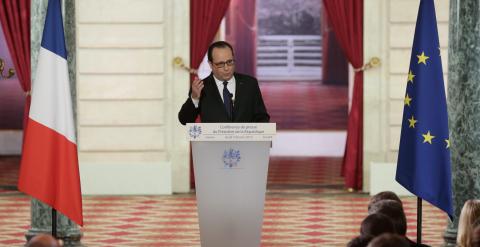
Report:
223,81,233,120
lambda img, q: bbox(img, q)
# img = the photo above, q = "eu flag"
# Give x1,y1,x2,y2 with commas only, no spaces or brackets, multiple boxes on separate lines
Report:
395,0,453,219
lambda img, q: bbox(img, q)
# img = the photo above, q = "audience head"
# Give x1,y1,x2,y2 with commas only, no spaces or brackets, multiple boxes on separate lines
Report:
347,235,373,247
368,199,407,236
368,191,403,213
360,213,396,238
367,233,410,247
458,199,480,247
26,233,60,247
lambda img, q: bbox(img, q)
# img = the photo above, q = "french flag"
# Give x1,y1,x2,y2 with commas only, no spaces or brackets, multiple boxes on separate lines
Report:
18,0,83,226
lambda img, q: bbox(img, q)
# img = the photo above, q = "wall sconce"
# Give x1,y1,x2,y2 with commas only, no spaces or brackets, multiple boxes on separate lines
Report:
0,58,14,79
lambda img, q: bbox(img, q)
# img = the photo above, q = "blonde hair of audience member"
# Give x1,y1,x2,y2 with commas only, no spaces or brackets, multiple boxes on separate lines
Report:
472,224,480,247
458,199,480,247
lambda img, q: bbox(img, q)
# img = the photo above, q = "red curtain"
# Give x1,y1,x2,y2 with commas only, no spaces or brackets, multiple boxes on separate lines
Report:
225,0,257,77
0,0,31,130
190,0,231,74
323,0,363,190
321,9,348,86
190,0,231,188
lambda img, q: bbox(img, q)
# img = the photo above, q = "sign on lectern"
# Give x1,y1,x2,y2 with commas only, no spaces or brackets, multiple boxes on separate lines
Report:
187,123,276,247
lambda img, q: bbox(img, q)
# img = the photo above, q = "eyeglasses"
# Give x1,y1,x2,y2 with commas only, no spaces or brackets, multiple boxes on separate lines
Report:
212,59,235,68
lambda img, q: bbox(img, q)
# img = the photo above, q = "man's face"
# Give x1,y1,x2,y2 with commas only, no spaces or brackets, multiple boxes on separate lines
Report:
209,47,235,81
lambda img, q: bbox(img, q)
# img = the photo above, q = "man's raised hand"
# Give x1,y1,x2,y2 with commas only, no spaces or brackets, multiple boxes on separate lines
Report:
191,77,204,100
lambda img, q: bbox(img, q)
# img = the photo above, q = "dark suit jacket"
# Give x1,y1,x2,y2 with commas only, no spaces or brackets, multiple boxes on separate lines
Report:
178,73,270,125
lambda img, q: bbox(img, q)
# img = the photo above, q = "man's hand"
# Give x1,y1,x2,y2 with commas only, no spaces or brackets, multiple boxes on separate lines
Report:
191,77,204,100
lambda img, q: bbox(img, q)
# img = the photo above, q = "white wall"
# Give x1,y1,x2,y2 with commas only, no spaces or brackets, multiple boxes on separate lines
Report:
364,0,449,191
76,0,190,194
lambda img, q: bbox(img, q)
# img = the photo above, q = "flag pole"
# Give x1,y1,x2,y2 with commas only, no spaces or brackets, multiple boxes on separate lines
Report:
52,208,57,238
417,197,422,244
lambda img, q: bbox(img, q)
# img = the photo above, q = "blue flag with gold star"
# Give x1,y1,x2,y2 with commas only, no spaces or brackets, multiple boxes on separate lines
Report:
395,0,453,219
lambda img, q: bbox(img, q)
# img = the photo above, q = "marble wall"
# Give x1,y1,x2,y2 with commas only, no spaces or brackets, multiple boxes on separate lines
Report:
444,0,480,244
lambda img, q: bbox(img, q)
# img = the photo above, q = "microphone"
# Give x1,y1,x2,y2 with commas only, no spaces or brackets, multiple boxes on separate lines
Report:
228,93,234,121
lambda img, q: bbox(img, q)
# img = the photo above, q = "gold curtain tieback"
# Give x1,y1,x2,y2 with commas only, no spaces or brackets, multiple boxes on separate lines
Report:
354,57,381,72
173,57,198,75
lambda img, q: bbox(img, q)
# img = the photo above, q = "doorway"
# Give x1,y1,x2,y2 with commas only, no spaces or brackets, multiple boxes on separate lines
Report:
257,0,322,81
224,0,349,192
0,25,24,194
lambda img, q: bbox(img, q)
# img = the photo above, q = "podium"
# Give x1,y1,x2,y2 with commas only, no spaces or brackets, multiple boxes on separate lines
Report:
187,123,276,247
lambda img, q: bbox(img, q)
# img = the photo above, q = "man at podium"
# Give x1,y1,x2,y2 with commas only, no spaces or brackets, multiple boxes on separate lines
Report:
178,41,270,124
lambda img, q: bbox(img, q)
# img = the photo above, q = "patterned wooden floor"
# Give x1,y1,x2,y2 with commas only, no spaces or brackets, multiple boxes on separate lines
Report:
0,156,448,246
0,194,447,247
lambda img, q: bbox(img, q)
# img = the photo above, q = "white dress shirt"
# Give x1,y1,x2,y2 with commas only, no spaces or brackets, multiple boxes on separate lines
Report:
192,75,236,108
